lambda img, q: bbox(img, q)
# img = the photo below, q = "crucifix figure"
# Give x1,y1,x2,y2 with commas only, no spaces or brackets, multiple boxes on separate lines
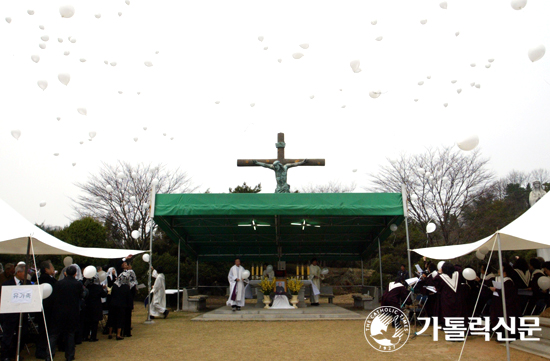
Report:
237,133,325,193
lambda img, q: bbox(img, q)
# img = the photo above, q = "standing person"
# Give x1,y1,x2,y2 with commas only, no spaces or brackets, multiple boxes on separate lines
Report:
108,272,131,340
82,275,107,342
150,267,169,318
433,263,467,324
527,258,546,315
0,263,14,285
0,264,28,361
47,265,85,361
381,278,411,328
102,266,117,335
397,264,408,281
35,261,57,359
308,258,323,306
489,265,522,340
226,259,246,311
123,265,138,336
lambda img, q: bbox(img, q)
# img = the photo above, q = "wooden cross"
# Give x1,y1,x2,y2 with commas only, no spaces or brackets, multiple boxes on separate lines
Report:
237,133,325,167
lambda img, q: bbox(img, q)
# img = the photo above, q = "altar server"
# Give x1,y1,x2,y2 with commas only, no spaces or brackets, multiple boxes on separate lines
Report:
308,258,323,306
227,258,247,311
150,266,169,319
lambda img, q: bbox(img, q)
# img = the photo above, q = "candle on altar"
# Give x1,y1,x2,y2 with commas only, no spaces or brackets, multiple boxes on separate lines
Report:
306,265,309,276
297,264,300,276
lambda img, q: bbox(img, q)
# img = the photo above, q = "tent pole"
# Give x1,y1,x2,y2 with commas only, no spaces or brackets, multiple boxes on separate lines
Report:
401,184,412,278
16,237,31,361
497,233,511,361
378,238,383,293
177,240,180,312
146,182,157,325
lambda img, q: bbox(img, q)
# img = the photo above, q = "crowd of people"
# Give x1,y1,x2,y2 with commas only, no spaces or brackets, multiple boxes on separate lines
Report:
381,256,550,339
0,255,168,361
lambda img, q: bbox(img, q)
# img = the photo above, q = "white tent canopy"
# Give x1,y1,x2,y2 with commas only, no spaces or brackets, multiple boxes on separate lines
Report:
0,198,146,258
412,193,550,260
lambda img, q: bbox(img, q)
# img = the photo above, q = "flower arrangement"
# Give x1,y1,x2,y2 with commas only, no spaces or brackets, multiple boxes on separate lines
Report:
259,277,275,295
287,277,304,295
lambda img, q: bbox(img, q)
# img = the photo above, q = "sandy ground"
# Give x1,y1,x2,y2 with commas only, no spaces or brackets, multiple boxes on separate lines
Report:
21,295,548,361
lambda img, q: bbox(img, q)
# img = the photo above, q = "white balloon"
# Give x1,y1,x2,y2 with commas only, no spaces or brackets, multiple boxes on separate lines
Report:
143,126,148,130
425,171,431,177
129,196,136,203
457,135,479,151
417,168,425,175
277,59,282,63
352,169,357,172
390,224,398,232
410,194,418,201
462,268,476,281
125,0,131,5
98,270,108,282
106,185,113,193
242,270,250,280
371,20,377,25
131,172,138,178
350,60,361,73
250,103,255,107
77,108,87,115
420,19,427,25
72,163,76,167
470,82,475,87
64,51,70,56
442,176,450,183
58,73,70,86
41,35,49,42
53,153,59,156
455,31,460,36
538,276,550,291
31,55,40,63
475,83,480,89
426,222,436,234
475,250,485,260
264,47,269,50
299,43,309,49
485,64,491,69
457,89,462,94
5,17,12,23
41,283,53,299
152,178,159,186
258,36,264,42
95,13,101,18
375,36,383,41
341,105,346,108
58,38,63,43
37,80,48,91
144,61,153,67
369,91,381,99
418,81,424,85
478,246,489,255
83,265,97,279
79,58,86,62
414,99,418,102
321,268,329,275
511,0,527,10
59,5,75,18
488,58,494,63
131,230,140,239
292,53,304,59
39,201,47,207
170,137,174,140
470,63,476,67
116,172,125,179
89,131,96,139
27,10,35,15
427,75,431,79
528,44,546,62
440,1,448,9
118,12,122,16
11,130,21,140
142,253,150,262
155,51,159,54
118,91,123,94
39,43,46,49
63,256,73,267
110,62,117,66
443,103,448,107
79,141,83,145
437,261,445,271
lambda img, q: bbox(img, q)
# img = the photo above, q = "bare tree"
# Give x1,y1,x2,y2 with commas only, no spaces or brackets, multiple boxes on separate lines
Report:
73,161,197,250
300,180,356,193
368,146,494,245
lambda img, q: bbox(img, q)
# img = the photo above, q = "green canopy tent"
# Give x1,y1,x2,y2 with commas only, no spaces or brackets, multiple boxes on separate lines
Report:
153,193,407,306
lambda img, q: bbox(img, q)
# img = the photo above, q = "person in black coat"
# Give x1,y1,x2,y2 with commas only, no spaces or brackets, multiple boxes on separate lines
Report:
108,271,132,340
46,265,85,361
35,261,58,359
82,274,108,342
0,264,28,361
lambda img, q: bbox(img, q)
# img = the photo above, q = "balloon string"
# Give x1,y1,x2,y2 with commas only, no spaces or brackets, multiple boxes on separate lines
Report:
30,237,54,361
457,239,496,361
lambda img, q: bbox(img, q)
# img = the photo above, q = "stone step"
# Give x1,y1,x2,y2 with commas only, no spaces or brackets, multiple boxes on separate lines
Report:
508,338,550,359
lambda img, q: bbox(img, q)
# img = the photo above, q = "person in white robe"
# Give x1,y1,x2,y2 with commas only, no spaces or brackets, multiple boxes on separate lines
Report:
227,259,248,311
262,265,275,280
150,266,169,319
308,258,323,306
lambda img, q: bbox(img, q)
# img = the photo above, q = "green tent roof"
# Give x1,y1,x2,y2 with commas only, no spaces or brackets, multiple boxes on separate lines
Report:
153,193,404,261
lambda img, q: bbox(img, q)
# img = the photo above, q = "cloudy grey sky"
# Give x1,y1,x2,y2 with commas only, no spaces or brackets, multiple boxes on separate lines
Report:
1,0,549,227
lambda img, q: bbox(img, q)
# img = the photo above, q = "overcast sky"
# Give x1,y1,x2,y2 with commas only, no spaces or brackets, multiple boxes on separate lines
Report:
1,0,549,227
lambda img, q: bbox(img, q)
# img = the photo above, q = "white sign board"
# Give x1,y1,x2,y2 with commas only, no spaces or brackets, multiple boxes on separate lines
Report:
0,285,42,314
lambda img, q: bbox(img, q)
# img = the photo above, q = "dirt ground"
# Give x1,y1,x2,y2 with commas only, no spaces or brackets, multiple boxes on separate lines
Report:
22,295,548,361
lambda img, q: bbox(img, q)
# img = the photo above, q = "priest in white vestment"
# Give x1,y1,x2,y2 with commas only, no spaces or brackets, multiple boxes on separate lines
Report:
150,267,169,319
227,259,248,311
308,258,323,306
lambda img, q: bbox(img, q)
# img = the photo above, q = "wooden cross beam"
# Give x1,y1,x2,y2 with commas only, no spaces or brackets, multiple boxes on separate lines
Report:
237,133,326,167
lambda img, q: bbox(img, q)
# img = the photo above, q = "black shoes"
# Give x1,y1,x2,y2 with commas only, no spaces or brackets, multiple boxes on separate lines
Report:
236,306,241,311
163,310,170,319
